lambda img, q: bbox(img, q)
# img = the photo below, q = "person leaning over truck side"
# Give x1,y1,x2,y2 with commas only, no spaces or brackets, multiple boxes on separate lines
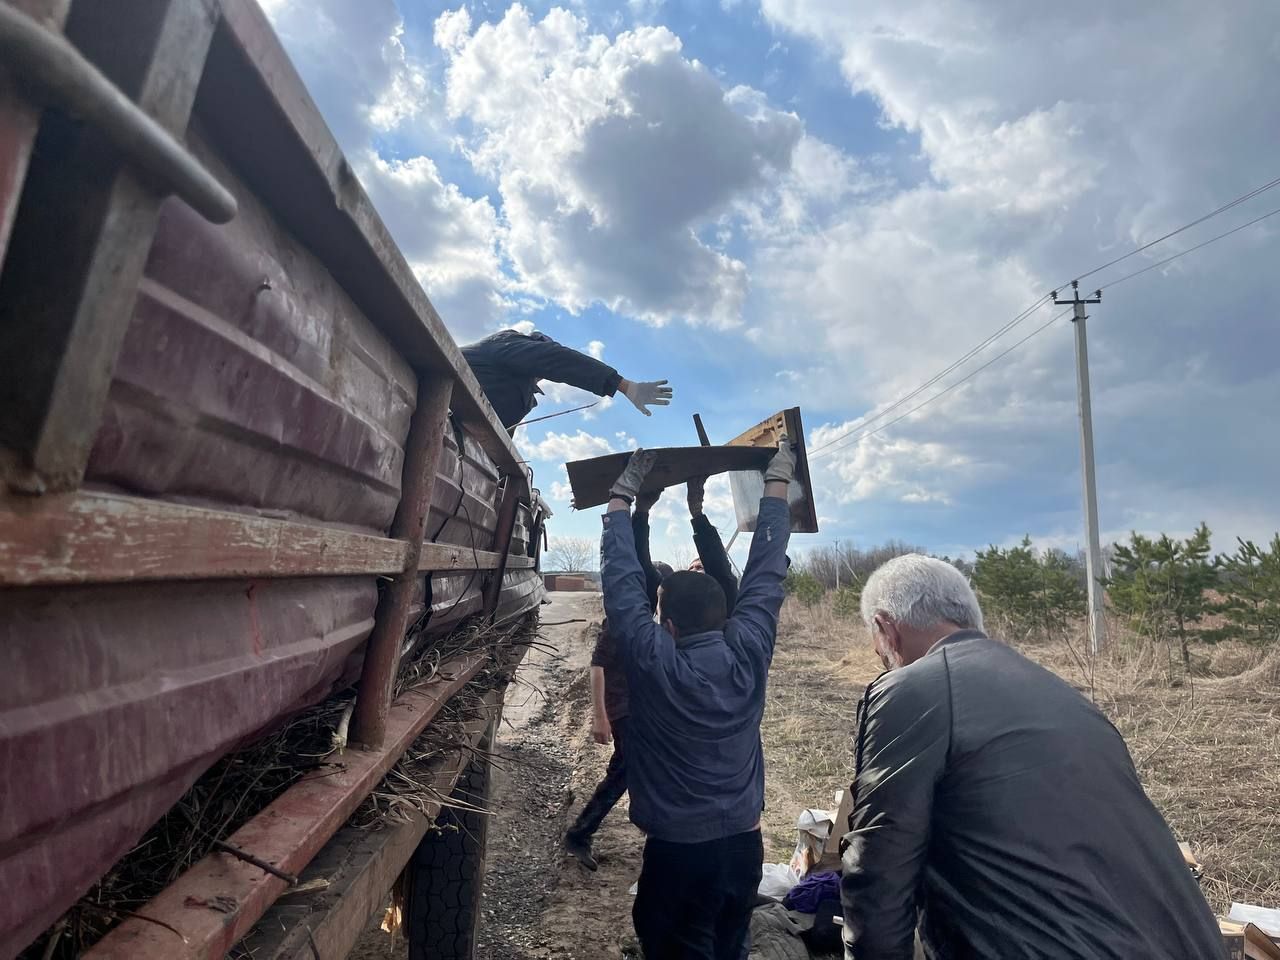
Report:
839,554,1227,960
601,440,795,960
564,484,743,872
460,329,672,431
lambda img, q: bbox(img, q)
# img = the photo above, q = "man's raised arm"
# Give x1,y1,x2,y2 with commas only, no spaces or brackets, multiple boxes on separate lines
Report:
687,476,739,611
726,437,796,657
600,451,662,654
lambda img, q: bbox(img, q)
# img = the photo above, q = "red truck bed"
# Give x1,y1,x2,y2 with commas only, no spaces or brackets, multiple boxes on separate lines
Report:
0,1,546,955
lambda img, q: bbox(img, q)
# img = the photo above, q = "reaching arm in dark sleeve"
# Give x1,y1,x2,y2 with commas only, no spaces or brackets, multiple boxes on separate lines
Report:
841,663,951,960
632,512,662,608
488,331,622,397
691,514,739,612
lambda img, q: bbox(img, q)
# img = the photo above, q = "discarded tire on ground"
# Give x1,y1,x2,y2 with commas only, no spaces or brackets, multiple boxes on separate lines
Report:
407,719,494,960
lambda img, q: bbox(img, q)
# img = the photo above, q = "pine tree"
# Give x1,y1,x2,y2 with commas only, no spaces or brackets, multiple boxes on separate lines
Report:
1108,523,1217,672
1214,535,1280,645
1037,548,1088,640
973,537,1042,640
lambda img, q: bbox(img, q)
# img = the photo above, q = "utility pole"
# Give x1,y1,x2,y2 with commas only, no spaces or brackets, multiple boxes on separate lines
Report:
833,540,840,590
1052,281,1108,655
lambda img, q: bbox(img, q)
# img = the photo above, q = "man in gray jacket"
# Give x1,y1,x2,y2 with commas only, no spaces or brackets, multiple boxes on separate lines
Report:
840,554,1225,960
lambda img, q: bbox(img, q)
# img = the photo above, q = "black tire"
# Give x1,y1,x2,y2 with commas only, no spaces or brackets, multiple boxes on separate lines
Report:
407,724,494,960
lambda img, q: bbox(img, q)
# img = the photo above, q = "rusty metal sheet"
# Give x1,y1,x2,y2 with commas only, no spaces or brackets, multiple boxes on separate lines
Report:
85,650,492,960
0,2,553,954
195,0,525,481
85,135,416,536
0,576,376,957
565,445,772,511
426,425,498,549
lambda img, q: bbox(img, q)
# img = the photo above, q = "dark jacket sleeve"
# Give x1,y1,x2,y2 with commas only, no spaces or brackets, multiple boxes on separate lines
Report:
841,660,951,960
487,331,622,397
724,497,789,665
691,513,739,612
632,512,662,608
601,509,673,672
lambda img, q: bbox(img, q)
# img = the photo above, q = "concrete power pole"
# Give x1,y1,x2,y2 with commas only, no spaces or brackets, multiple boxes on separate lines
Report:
1053,281,1108,655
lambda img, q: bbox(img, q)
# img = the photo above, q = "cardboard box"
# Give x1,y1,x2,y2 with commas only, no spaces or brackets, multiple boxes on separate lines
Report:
1220,920,1280,960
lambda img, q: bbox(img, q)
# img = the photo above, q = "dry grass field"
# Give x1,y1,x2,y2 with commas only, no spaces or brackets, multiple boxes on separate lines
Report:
761,597,1280,915
356,593,1279,958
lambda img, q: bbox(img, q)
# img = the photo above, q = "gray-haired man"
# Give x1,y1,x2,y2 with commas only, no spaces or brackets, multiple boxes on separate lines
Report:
840,554,1225,960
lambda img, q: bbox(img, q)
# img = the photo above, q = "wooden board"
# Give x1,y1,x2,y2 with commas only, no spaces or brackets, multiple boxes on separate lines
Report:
564,446,772,511
0,490,410,585
725,407,819,534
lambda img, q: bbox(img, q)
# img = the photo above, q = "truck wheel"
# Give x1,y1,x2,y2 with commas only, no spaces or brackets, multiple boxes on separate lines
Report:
406,725,494,960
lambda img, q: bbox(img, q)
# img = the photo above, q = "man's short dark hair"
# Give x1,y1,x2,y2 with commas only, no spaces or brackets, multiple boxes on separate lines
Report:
658,570,727,635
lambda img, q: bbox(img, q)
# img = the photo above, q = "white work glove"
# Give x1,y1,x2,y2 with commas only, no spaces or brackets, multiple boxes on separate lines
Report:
610,449,657,503
764,433,797,484
620,378,673,417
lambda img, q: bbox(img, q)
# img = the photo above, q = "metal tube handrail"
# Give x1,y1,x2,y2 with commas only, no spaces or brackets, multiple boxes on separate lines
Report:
0,1,237,223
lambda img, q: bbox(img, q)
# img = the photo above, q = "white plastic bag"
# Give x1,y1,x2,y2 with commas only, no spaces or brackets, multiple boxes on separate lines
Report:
758,862,800,899
788,807,835,877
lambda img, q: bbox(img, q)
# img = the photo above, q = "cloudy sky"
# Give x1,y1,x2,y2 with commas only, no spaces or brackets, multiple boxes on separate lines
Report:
263,0,1279,565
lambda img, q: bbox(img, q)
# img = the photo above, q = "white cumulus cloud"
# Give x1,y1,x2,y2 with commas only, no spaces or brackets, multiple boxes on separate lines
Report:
519,429,616,464
435,4,803,328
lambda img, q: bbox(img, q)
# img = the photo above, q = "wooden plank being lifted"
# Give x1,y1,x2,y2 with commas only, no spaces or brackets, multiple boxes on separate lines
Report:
565,446,772,511
726,407,819,534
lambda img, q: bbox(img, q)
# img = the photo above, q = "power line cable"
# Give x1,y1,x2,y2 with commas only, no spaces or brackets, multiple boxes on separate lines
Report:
1099,203,1280,292
807,293,1055,457
809,174,1280,456
812,200,1280,460
811,307,1074,461
1071,172,1280,286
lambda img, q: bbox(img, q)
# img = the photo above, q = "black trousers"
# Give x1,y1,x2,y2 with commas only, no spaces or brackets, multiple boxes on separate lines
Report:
567,717,628,841
633,829,763,960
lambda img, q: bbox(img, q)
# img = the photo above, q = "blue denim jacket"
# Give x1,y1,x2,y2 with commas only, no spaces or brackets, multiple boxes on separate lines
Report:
600,496,791,843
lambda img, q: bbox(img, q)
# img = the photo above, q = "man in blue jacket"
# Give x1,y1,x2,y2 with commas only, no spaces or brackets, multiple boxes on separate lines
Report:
564,484,742,871
460,329,672,430
600,439,796,960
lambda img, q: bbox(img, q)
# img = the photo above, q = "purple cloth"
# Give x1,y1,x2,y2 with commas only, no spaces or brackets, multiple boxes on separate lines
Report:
782,871,840,914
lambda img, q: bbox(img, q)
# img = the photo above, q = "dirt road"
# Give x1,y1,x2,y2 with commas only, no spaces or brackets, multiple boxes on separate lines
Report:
477,591,645,960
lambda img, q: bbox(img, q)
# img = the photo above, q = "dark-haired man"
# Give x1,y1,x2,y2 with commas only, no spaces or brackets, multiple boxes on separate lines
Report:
600,440,796,960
